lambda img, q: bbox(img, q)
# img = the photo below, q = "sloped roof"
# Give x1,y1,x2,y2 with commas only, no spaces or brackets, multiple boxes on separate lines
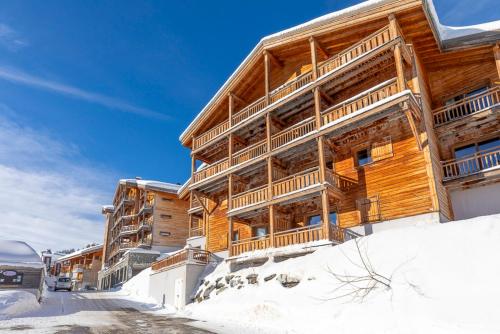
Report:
56,244,103,262
119,179,181,194
0,240,44,268
179,0,500,144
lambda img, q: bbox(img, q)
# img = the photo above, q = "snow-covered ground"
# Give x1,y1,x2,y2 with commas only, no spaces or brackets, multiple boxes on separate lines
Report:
0,290,40,321
181,214,500,334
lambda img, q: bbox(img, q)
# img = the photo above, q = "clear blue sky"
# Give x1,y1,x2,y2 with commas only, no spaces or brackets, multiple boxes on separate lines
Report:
0,0,496,251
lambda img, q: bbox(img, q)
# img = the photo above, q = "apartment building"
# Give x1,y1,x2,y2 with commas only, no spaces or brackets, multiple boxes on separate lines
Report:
98,178,189,289
177,0,499,259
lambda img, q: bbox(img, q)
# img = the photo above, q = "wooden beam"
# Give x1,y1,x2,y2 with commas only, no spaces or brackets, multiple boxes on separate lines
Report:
228,93,234,126
265,49,283,68
309,37,318,81
230,92,247,106
313,87,322,129
269,204,275,247
405,110,422,151
394,44,406,91
264,52,270,105
314,37,330,59
319,89,335,106
494,42,500,80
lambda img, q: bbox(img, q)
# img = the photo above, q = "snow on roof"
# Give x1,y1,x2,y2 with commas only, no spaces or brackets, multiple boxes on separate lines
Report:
0,240,44,268
56,244,103,262
119,179,181,194
179,0,500,143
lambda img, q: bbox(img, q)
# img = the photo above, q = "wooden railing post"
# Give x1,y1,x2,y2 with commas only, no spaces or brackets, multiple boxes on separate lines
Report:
389,14,406,91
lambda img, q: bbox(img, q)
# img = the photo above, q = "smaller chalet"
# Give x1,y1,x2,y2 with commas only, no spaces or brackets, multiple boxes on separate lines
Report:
0,240,45,301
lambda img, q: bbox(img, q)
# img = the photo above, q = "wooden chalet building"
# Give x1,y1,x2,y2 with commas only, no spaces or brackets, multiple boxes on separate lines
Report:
179,0,500,258
98,178,189,289
55,244,103,290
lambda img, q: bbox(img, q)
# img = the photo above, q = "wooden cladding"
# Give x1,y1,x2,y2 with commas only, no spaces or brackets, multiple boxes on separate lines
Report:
321,78,399,125
192,25,398,151
356,195,382,223
433,86,499,126
442,146,500,181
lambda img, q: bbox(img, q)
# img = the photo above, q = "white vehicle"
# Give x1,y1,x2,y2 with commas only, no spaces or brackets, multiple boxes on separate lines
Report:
54,277,72,291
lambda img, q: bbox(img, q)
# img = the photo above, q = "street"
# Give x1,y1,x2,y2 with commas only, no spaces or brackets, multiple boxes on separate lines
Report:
0,289,213,334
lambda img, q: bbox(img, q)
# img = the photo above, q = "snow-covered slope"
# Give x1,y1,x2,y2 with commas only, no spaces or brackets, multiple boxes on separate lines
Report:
184,214,500,334
0,291,40,320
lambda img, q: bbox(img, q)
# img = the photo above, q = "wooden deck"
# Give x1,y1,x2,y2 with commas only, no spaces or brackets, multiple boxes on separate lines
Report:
442,147,500,181
191,25,396,152
433,86,499,127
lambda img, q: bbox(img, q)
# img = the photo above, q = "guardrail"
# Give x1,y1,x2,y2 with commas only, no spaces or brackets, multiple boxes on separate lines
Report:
442,147,500,181
151,248,212,272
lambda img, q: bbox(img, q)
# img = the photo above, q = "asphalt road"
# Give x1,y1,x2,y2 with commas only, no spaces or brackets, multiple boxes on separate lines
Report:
0,290,214,334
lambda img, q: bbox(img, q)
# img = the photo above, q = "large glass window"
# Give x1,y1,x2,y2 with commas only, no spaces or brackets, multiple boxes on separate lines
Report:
357,148,372,166
308,212,337,226
254,226,268,238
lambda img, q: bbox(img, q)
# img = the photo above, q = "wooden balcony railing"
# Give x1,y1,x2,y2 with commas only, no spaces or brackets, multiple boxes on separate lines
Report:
317,26,391,77
119,241,138,250
120,224,139,234
433,86,499,126
231,185,268,210
269,71,314,104
151,248,212,272
192,25,396,151
232,141,268,166
272,167,322,198
442,147,500,181
322,78,399,125
193,158,229,183
231,167,336,211
273,225,324,248
232,96,267,125
193,120,230,150
271,117,316,150
230,234,271,256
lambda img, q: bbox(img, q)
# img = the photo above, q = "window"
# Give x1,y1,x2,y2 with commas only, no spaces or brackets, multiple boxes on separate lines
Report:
357,148,372,166
233,230,239,242
162,197,173,202
307,212,337,226
160,214,172,219
453,138,500,175
254,226,268,238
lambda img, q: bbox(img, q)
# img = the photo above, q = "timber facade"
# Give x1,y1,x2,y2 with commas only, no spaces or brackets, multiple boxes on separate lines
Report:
55,244,103,290
181,0,500,258
98,178,189,288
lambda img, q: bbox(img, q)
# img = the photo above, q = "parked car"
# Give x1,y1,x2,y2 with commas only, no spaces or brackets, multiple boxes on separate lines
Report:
54,277,72,291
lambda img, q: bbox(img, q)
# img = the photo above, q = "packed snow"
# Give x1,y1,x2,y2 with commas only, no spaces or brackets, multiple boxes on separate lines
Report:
0,290,40,320
181,214,500,334
0,240,44,268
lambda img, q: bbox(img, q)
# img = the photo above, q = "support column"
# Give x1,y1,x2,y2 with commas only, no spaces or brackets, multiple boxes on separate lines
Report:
309,37,318,81
494,42,500,79
388,14,405,91
191,153,196,182
228,174,233,253
264,51,271,105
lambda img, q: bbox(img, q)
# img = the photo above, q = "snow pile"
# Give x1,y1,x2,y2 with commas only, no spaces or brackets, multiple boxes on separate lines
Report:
185,214,500,334
0,291,40,320
121,267,152,301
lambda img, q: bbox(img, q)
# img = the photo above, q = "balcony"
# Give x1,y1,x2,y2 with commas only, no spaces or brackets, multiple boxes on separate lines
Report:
230,224,360,257
433,86,499,127
442,147,500,182
230,167,340,214
190,78,404,188
151,248,213,272
119,241,138,250
192,26,395,152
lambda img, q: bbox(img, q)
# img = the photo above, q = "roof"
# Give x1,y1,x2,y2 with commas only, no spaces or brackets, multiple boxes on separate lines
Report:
0,240,44,268
179,0,500,144
56,244,103,262
119,179,181,194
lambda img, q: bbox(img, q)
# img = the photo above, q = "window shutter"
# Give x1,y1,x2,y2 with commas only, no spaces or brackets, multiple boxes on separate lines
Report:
371,137,393,162
356,195,381,224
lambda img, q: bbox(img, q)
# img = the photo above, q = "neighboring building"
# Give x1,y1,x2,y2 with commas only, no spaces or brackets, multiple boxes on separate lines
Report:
178,0,500,259
0,240,45,301
55,244,103,290
41,250,66,276
98,178,189,289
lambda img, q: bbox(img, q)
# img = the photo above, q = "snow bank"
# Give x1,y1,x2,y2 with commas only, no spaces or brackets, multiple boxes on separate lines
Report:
0,291,40,320
121,267,152,301
185,214,500,334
